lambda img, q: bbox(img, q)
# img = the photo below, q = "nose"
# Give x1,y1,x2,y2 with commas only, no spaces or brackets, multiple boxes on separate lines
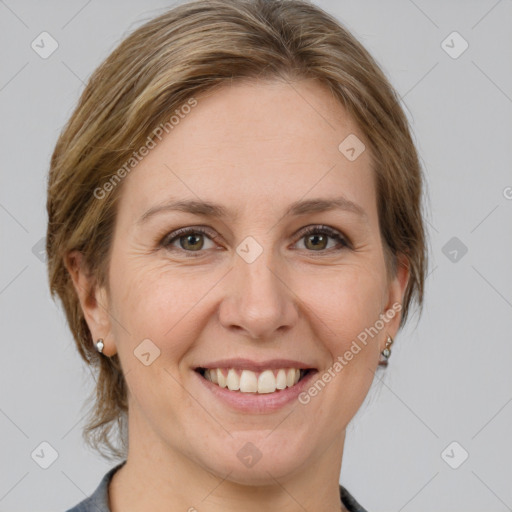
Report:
218,245,298,340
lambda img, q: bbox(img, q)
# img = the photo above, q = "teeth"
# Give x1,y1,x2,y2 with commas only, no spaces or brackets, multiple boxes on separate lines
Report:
258,370,276,394
286,369,295,387
217,369,227,388
226,369,240,391
276,369,287,390
202,368,307,394
240,370,258,392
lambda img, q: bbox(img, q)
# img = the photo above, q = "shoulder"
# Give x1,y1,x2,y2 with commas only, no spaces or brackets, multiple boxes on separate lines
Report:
339,484,369,512
64,461,127,512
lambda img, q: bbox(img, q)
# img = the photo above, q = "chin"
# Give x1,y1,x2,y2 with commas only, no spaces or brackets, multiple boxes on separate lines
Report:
196,435,311,485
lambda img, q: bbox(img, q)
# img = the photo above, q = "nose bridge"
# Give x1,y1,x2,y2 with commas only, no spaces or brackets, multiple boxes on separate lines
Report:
237,234,284,309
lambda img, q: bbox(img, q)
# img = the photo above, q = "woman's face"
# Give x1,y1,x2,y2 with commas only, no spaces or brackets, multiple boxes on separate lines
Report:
90,79,408,483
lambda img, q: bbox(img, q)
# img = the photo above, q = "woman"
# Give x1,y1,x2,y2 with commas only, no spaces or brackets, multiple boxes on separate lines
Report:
47,0,427,510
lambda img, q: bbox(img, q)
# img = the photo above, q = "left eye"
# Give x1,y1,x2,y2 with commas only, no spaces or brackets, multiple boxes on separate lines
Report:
161,225,349,256
162,227,217,253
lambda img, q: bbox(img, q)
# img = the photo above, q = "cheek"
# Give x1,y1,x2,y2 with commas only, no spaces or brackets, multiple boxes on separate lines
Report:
109,260,213,361
297,264,386,351
109,242,387,361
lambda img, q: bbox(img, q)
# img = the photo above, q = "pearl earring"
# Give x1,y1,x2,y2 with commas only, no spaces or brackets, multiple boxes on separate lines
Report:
379,335,394,367
95,338,104,353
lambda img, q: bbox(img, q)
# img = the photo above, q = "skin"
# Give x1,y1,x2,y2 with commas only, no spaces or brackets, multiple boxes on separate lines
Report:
66,78,409,512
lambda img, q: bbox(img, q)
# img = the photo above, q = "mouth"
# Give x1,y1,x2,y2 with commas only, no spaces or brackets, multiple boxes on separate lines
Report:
195,367,315,394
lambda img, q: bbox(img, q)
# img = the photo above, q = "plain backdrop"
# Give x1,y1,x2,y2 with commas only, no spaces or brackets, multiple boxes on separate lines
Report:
1,1,511,511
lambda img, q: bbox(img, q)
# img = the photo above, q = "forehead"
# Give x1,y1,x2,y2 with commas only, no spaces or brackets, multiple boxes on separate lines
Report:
116,78,377,226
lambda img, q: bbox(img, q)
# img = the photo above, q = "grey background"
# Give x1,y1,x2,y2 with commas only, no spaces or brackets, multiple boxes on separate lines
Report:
1,0,511,511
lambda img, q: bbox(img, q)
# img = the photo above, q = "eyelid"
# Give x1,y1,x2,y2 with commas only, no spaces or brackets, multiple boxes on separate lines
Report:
160,224,350,255
290,226,351,255
160,226,219,249
295,224,350,247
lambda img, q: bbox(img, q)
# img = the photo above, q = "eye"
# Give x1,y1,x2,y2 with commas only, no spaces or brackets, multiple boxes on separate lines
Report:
294,225,350,252
160,224,350,257
161,226,217,256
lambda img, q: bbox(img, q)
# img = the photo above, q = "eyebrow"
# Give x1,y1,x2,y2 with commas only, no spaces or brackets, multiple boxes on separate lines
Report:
137,196,367,225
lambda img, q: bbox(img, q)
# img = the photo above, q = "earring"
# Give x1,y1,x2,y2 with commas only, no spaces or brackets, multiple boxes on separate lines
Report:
95,338,104,354
378,335,394,367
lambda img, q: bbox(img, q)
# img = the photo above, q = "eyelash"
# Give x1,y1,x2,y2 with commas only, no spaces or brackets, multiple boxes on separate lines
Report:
160,225,350,258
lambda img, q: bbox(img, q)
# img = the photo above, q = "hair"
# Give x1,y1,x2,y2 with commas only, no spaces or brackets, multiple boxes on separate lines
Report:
46,0,429,461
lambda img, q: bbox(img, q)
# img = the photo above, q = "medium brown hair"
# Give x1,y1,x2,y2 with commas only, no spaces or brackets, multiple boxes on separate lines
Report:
46,0,428,461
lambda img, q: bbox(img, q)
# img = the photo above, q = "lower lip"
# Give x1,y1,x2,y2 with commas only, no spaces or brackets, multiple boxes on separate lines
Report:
193,370,318,413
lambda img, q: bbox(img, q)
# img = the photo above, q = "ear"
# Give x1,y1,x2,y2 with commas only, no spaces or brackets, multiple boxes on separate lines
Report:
381,252,410,349
64,250,116,356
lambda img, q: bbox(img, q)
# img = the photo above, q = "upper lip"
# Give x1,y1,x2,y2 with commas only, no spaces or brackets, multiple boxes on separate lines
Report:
195,358,317,372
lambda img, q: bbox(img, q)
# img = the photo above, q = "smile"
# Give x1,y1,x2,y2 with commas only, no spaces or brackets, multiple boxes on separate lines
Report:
196,367,313,394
